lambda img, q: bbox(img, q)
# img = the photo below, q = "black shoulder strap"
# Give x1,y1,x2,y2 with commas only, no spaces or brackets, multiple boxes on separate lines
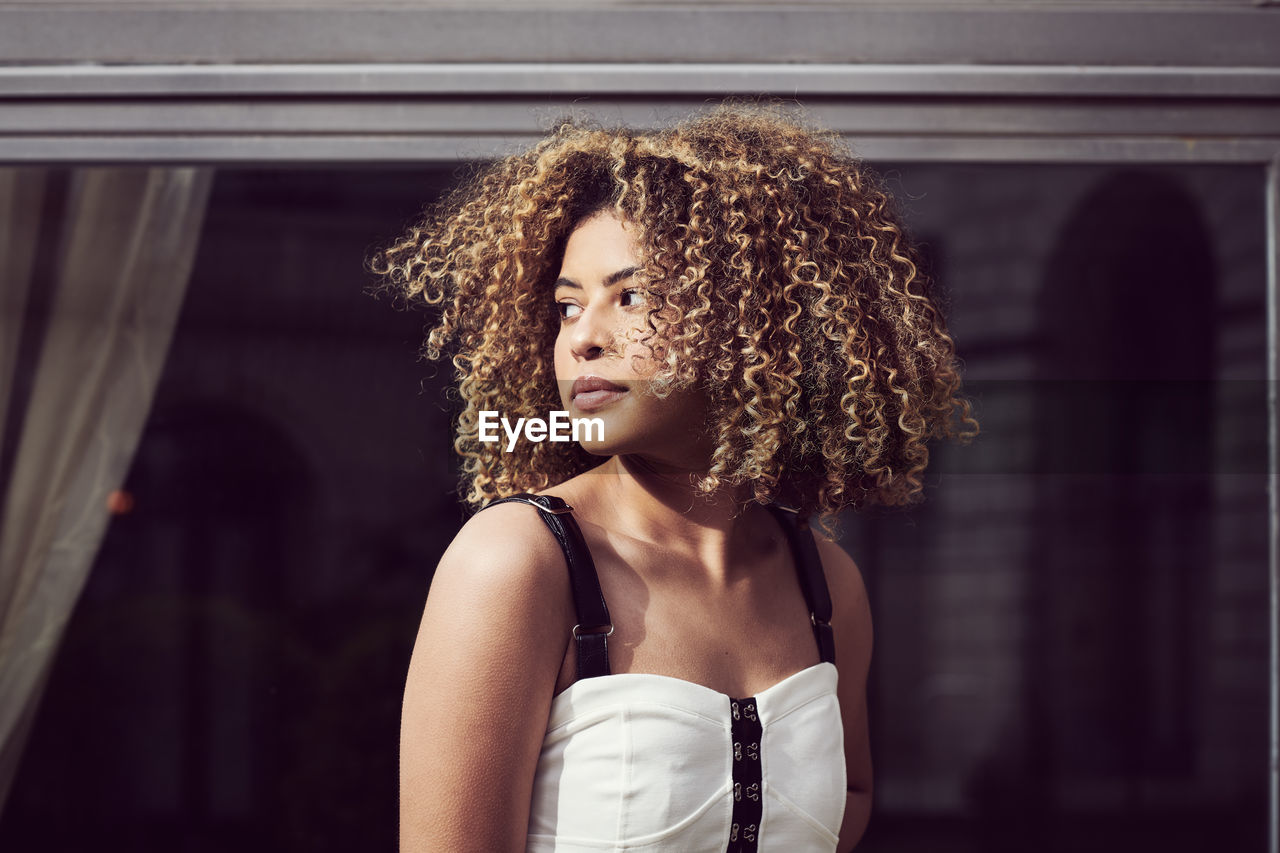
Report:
480,493,612,680
765,504,836,666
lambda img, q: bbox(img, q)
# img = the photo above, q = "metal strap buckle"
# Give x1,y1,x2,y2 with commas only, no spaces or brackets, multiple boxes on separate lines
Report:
572,623,615,638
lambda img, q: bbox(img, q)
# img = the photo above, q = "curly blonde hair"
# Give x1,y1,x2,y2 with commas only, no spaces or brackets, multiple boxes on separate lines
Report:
369,103,977,525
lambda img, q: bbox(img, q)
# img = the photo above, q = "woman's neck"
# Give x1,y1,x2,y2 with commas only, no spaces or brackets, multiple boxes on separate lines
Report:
592,454,766,584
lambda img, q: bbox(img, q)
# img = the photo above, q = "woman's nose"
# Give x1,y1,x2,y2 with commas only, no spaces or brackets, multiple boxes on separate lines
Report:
569,305,618,360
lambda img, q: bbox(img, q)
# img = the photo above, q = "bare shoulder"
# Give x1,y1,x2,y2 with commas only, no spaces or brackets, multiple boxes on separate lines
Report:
430,501,571,605
812,530,868,609
410,499,575,695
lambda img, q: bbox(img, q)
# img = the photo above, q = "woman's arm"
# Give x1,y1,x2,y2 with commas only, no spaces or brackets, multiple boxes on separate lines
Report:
400,504,574,852
814,532,874,853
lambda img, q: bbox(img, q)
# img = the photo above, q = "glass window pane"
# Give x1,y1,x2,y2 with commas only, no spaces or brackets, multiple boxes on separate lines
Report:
0,162,1268,853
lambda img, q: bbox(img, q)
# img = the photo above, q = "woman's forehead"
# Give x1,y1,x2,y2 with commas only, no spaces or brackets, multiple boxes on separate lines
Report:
556,211,641,280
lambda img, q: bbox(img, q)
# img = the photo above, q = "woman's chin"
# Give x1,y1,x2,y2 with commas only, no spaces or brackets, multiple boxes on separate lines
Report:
577,440,619,458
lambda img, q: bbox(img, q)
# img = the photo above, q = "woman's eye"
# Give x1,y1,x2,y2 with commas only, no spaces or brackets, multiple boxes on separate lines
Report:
621,289,648,308
556,301,582,320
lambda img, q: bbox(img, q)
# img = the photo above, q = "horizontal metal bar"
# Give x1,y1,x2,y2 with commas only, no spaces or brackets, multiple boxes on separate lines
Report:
2,98,1276,147
0,7,1278,66
0,133,1274,165
2,63,1279,99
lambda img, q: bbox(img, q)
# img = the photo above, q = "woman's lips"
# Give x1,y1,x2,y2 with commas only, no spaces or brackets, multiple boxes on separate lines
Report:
570,376,628,412
572,388,627,412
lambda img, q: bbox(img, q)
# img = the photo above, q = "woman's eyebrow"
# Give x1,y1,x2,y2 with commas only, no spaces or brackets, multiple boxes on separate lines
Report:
554,266,640,291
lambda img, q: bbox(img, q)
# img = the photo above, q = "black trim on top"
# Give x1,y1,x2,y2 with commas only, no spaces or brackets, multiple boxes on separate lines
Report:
728,696,763,853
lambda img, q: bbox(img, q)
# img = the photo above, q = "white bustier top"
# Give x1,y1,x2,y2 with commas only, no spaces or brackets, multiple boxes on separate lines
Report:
526,661,845,852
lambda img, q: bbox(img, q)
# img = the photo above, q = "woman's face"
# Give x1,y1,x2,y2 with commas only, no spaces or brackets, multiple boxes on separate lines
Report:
552,211,710,467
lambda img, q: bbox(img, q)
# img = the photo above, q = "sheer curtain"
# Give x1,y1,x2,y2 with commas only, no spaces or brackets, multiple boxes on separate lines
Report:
0,166,212,811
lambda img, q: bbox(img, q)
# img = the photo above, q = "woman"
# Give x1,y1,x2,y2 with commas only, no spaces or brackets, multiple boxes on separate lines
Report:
372,104,976,852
